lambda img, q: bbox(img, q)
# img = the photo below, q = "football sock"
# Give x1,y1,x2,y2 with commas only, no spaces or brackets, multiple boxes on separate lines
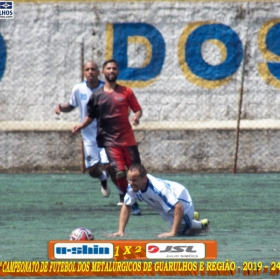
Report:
116,177,128,194
99,171,107,181
99,171,108,188
190,220,203,229
119,194,125,202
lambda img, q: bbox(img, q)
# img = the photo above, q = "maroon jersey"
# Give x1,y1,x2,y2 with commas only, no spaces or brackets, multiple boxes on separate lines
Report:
87,84,141,147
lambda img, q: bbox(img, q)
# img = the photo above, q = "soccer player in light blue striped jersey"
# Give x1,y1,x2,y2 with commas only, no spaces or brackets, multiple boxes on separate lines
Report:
55,61,116,197
110,163,209,238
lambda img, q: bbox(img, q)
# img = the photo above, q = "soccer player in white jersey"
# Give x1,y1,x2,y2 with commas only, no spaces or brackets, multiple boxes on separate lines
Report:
110,163,209,238
55,61,117,197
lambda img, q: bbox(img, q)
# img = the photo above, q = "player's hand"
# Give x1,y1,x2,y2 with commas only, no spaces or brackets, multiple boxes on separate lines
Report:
157,232,177,238
130,116,140,126
55,104,61,114
109,231,124,237
72,125,81,134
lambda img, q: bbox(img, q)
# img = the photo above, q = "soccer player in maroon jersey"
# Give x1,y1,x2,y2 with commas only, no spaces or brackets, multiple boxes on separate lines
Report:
72,59,142,215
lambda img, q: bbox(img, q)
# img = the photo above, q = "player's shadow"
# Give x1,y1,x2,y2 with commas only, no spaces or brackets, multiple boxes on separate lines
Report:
184,227,210,236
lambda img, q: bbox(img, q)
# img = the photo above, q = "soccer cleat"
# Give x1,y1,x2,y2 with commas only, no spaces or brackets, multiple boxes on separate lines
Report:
100,180,110,197
193,211,200,220
201,219,210,229
131,202,141,216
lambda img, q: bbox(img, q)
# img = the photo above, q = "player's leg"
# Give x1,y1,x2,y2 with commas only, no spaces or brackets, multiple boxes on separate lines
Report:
185,203,209,232
180,200,209,234
178,187,209,234
187,219,210,237
124,146,141,167
177,192,209,234
99,147,123,203
105,147,139,212
107,164,125,205
123,146,141,215
104,146,128,196
83,141,110,197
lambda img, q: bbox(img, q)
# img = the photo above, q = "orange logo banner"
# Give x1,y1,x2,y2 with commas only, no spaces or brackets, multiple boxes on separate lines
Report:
48,240,217,261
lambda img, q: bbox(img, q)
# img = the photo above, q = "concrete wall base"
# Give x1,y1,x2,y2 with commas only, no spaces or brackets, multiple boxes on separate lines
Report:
1,129,279,173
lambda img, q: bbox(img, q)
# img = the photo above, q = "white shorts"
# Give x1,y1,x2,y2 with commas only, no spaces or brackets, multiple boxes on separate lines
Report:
160,190,194,235
99,147,109,165
83,142,109,169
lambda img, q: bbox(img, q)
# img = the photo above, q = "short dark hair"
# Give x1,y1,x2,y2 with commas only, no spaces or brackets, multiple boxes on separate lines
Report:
128,163,147,178
102,59,118,69
84,61,98,70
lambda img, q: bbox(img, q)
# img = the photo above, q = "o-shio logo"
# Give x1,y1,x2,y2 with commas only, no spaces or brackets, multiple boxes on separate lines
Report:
0,2,14,19
178,21,243,89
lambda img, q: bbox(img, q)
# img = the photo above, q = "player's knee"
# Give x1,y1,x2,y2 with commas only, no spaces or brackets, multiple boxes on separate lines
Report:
88,165,101,178
116,170,126,179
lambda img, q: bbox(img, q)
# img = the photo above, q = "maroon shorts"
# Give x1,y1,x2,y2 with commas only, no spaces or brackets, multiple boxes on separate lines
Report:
104,146,141,172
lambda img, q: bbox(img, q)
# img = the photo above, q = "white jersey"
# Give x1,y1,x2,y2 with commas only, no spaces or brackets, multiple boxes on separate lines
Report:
125,174,194,231
69,80,104,143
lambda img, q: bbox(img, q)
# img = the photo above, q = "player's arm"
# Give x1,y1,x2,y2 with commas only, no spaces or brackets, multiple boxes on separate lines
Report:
130,109,142,126
127,89,142,126
72,116,93,134
55,103,75,114
157,202,184,238
110,204,132,237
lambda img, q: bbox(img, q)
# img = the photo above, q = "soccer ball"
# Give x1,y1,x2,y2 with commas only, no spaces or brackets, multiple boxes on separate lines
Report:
69,227,94,240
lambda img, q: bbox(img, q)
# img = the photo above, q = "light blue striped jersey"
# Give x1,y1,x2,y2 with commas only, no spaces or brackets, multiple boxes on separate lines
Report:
125,174,192,224
69,80,104,143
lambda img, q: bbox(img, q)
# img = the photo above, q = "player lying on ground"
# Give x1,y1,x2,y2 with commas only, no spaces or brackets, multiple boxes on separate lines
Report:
110,163,209,238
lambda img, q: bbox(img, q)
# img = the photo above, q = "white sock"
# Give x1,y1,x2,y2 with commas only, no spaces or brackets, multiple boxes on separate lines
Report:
190,220,203,229
98,171,107,182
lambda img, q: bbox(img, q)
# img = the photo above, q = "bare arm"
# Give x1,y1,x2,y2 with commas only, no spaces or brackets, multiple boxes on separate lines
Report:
72,116,93,134
110,204,132,237
130,109,142,126
157,202,184,238
55,103,74,114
